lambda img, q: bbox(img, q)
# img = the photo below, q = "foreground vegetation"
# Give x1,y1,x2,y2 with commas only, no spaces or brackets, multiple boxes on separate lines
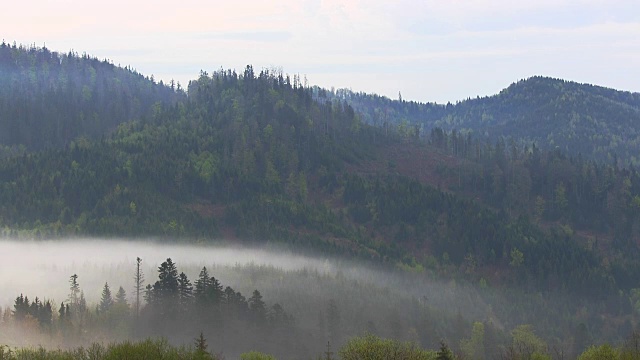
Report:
4,333,640,360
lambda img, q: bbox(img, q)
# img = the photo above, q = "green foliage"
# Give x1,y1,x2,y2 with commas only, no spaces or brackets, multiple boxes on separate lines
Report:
240,351,277,360
0,42,183,150
339,334,437,360
3,339,218,360
460,322,485,360
506,325,549,360
509,248,524,268
578,344,619,360
331,76,640,166
436,341,454,360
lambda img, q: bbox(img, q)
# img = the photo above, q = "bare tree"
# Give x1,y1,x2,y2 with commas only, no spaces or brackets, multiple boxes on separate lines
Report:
134,257,144,320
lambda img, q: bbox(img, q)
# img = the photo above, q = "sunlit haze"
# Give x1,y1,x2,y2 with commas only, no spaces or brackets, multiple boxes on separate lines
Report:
3,0,639,103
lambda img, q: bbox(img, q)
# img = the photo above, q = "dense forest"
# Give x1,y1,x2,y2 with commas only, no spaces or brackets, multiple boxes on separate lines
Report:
3,252,640,360
0,41,183,153
2,44,640,357
326,76,640,166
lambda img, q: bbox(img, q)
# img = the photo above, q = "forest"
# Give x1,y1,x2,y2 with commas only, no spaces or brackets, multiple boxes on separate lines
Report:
325,76,640,166
2,43,640,358
2,245,640,360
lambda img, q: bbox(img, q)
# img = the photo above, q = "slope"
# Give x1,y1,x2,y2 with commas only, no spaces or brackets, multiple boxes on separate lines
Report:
0,42,183,153
329,76,640,166
2,54,640,344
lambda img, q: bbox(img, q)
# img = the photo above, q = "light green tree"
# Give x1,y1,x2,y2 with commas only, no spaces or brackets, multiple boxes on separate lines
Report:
578,344,619,360
460,322,485,359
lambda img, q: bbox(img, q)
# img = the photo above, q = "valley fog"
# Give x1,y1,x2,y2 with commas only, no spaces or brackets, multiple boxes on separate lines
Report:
0,238,597,359
0,238,339,306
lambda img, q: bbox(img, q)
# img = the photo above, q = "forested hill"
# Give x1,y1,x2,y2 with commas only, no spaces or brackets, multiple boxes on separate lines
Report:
327,76,640,165
0,42,183,153
4,45,640,343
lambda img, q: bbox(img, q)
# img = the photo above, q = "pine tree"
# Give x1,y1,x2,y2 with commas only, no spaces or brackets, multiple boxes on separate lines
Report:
248,290,266,325
39,300,52,329
436,341,454,360
115,286,128,306
194,266,212,305
13,294,27,321
68,274,80,310
58,302,65,319
208,275,224,305
150,258,179,315
157,258,179,296
178,272,193,310
195,331,208,353
100,282,114,313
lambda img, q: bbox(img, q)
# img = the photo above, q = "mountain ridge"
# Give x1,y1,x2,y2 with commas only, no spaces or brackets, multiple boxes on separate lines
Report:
2,44,640,345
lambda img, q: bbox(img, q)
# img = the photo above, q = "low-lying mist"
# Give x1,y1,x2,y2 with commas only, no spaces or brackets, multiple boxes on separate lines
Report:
0,238,335,306
0,238,608,359
0,238,486,314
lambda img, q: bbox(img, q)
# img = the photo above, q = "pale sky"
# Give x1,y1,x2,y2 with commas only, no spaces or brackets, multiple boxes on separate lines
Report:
3,0,639,103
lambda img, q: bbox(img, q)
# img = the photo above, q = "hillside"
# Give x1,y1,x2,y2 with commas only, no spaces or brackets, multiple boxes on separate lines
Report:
0,42,182,153
2,45,640,347
329,76,640,166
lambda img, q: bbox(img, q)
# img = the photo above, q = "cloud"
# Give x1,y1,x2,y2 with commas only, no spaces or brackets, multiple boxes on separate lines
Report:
1,0,639,103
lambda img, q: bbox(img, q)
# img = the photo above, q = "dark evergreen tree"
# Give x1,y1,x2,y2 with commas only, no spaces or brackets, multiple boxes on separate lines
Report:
194,266,212,305
68,274,80,310
99,282,113,313
115,286,128,306
13,294,27,321
39,300,53,329
178,272,193,310
436,341,454,360
248,290,266,325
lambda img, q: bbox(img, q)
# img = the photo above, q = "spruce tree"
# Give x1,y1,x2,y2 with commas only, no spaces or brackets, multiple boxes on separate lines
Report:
194,266,212,305
436,341,454,360
100,282,114,313
248,290,266,325
115,286,128,306
178,272,193,310
68,274,80,310
39,300,52,329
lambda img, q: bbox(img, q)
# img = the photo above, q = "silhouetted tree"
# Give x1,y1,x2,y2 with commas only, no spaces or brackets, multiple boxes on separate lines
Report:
100,282,113,313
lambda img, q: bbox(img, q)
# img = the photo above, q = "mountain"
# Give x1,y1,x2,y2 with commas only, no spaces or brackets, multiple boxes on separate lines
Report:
0,42,183,153
2,45,640,346
328,76,640,166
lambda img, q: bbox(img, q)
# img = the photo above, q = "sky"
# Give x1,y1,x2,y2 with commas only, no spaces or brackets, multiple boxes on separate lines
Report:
2,0,639,103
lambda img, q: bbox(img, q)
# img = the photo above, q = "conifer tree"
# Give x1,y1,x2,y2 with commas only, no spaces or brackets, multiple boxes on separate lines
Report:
68,274,80,310
115,286,128,306
248,290,266,324
13,294,27,321
150,258,179,315
436,341,454,360
194,266,212,305
195,331,208,353
178,272,193,310
39,300,52,329
100,282,113,313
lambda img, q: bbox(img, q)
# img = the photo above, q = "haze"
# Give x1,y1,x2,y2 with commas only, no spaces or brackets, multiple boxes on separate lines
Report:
2,0,638,103
0,239,339,306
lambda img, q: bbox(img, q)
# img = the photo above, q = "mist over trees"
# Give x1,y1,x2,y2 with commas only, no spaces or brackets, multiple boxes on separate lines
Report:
2,43,640,358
